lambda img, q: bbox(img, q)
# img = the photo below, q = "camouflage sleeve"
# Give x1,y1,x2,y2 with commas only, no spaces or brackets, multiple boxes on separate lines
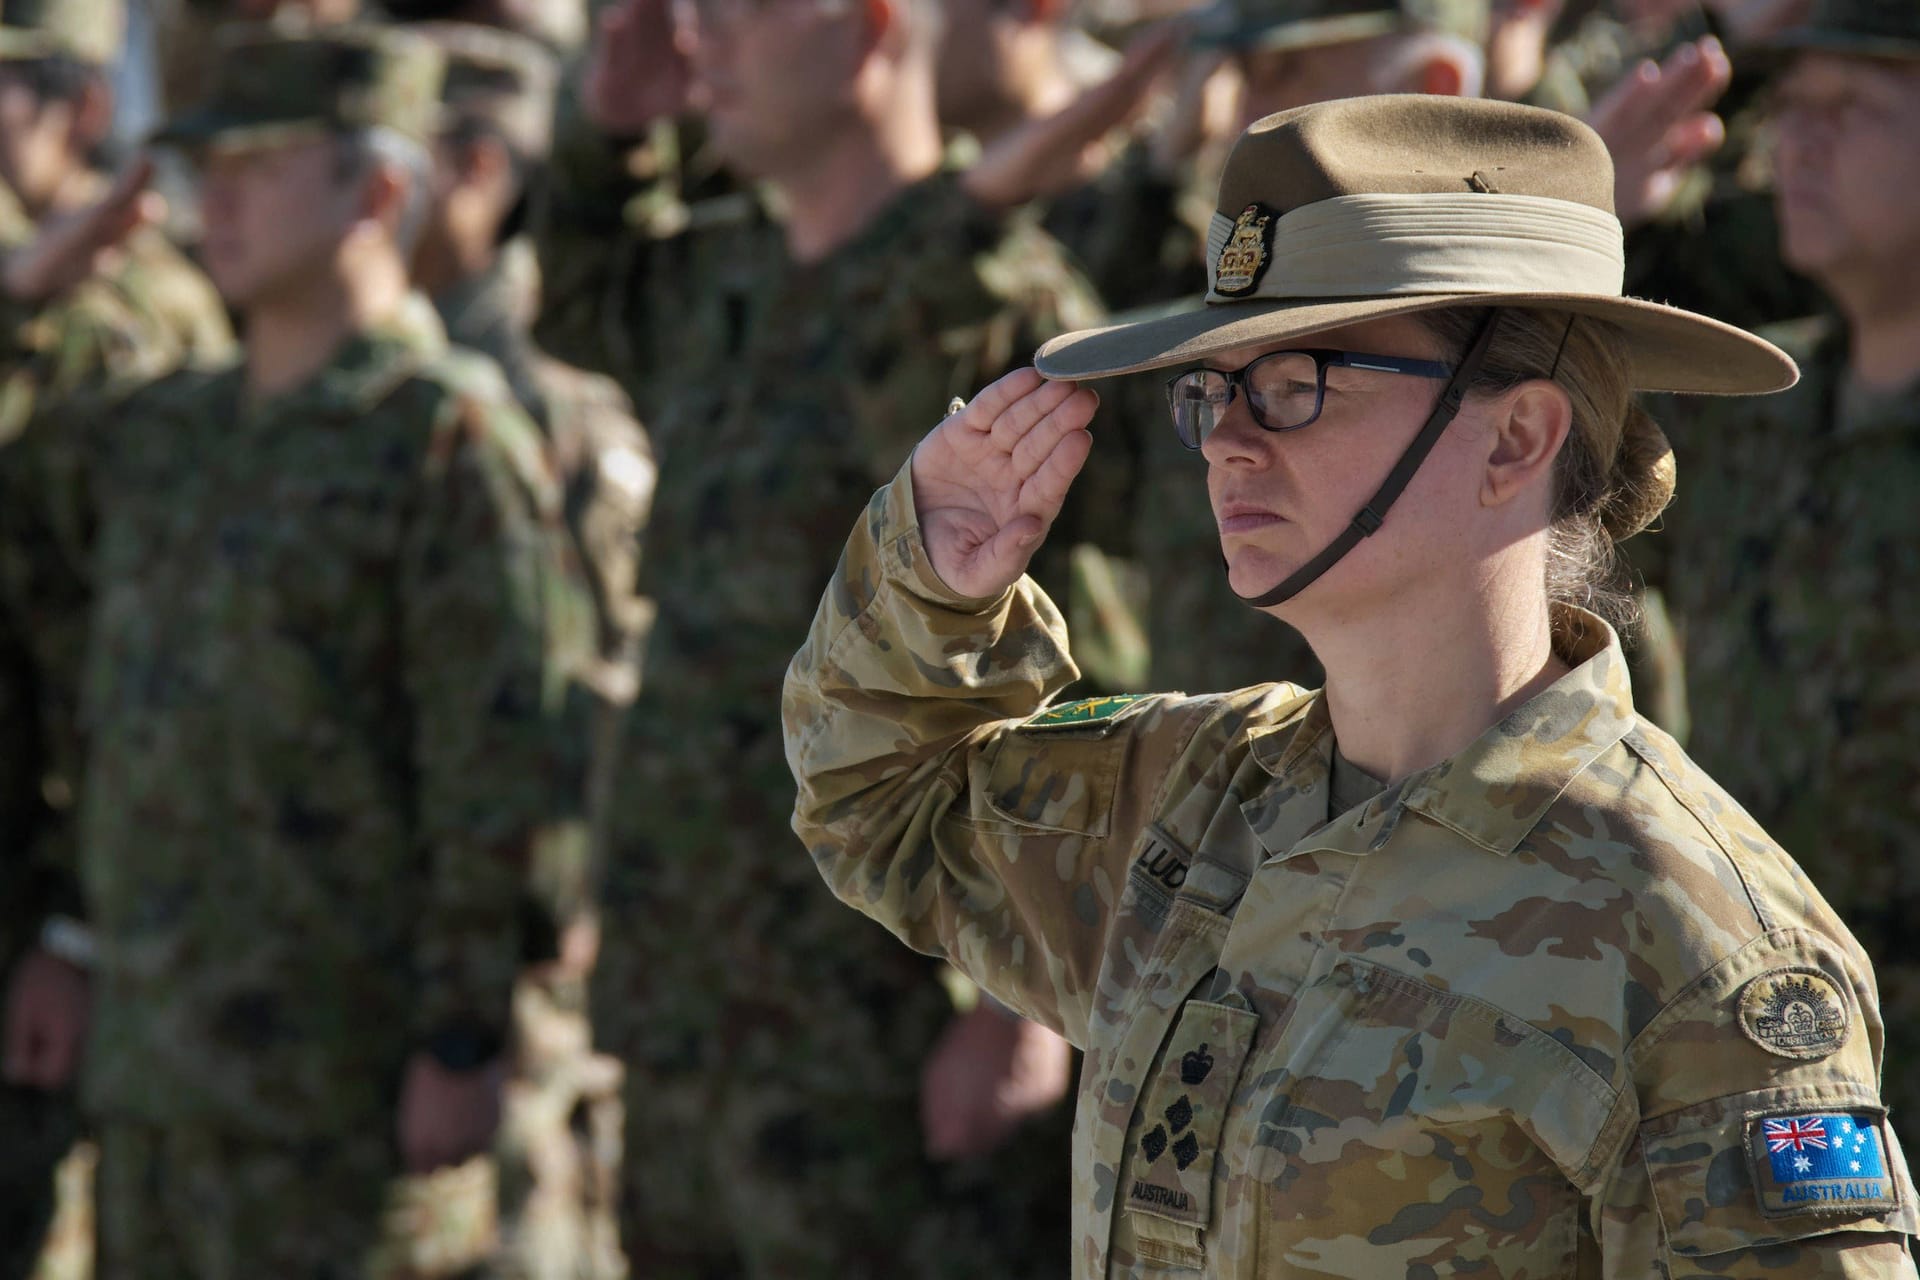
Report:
784,460,1226,1045
1593,930,1920,1275
402,392,593,1056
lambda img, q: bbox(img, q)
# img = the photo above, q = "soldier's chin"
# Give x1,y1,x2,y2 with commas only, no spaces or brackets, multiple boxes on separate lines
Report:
1221,545,1301,604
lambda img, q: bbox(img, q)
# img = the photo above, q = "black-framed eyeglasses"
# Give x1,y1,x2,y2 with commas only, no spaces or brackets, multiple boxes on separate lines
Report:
1164,348,1455,450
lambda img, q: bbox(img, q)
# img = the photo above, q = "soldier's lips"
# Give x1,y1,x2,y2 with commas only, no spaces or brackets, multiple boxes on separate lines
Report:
1215,506,1286,535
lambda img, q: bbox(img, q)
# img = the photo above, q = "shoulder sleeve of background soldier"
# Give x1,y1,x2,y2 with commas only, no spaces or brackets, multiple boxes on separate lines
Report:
784,454,1309,1046
529,351,656,662
1577,724,1920,1273
112,227,237,366
391,352,597,1049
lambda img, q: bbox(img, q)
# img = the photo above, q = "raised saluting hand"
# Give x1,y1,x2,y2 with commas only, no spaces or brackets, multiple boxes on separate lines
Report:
909,368,1099,600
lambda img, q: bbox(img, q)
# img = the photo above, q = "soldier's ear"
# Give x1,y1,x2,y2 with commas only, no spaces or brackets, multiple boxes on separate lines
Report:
1480,380,1571,513
356,157,410,239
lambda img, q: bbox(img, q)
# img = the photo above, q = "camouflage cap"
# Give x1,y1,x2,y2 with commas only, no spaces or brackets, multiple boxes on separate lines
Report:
1190,0,1489,53
408,21,559,157
1765,0,1920,62
0,0,126,66
151,24,447,151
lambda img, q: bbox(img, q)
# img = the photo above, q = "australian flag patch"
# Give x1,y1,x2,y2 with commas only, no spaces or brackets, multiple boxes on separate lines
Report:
1746,1111,1901,1218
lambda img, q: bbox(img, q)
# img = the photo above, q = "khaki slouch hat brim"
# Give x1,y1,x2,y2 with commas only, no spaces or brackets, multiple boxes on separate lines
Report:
1035,96,1797,396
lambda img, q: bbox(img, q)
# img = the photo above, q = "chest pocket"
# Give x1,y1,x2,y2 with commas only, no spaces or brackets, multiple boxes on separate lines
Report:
1253,958,1617,1275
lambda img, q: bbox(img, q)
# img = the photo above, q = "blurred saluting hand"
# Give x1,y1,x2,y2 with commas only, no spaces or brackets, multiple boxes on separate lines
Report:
963,23,1183,211
584,0,694,137
2,157,162,304
1589,35,1733,230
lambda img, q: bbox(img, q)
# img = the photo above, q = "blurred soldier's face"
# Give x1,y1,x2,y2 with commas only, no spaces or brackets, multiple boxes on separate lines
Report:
683,0,866,179
0,66,82,211
1771,53,1920,289
937,0,1012,133
197,135,366,310
414,131,515,295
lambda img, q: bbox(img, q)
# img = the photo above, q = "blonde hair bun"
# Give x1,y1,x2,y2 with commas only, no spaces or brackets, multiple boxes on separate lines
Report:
1599,405,1676,541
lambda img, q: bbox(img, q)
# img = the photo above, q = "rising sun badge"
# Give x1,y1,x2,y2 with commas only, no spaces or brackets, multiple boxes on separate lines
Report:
1738,970,1850,1060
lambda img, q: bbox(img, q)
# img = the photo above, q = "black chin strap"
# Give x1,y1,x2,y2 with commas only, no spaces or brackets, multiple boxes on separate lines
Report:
1237,310,1502,609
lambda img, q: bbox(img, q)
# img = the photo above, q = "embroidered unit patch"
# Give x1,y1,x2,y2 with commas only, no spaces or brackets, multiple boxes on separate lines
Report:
1023,694,1148,732
1737,969,1850,1059
1745,1111,1901,1218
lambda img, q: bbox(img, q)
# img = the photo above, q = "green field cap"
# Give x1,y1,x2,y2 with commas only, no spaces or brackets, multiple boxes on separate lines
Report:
410,20,559,157
151,23,447,151
1191,0,1489,53
1036,95,1796,395
1765,0,1920,62
0,0,126,66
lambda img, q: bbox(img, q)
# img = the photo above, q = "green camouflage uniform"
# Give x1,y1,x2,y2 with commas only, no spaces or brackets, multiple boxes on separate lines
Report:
416,24,648,1279
565,154,1100,1272
65,294,590,1278
783,459,1920,1277
0,28,592,1278
0,4,233,1277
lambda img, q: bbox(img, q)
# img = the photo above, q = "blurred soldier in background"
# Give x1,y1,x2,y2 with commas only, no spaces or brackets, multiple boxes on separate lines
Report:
561,0,1102,1270
1642,0,1920,1159
0,2,231,1277
409,20,648,1279
0,24,595,1277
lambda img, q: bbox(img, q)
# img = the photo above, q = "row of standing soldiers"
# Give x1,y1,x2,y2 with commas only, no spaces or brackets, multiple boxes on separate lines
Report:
0,0,1913,1275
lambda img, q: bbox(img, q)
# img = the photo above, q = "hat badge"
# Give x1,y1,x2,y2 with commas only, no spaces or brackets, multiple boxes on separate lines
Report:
1215,204,1275,297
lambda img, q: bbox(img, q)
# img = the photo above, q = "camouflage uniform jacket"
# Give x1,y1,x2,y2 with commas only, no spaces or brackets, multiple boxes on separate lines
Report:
5,299,591,1138
783,462,1920,1278
591,172,1103,1063
0,200,233,968
1650,316,1920,1160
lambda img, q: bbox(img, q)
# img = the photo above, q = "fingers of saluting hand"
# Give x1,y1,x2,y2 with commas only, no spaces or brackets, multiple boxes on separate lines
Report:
1008,384,1098,484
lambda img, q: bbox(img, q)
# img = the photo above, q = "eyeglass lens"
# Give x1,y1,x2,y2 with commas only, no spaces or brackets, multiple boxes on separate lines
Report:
1167,351,1323,449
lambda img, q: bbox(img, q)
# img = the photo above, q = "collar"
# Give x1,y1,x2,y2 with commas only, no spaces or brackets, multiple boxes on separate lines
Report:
247,293,448,421
1242,605,1636,861
434,239,538,362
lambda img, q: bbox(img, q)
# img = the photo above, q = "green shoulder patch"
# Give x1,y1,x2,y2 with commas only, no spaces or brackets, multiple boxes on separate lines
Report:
1022,694,1149,732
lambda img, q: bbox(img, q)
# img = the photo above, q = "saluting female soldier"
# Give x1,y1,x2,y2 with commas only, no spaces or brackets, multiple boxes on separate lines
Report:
782,94,1920,1276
